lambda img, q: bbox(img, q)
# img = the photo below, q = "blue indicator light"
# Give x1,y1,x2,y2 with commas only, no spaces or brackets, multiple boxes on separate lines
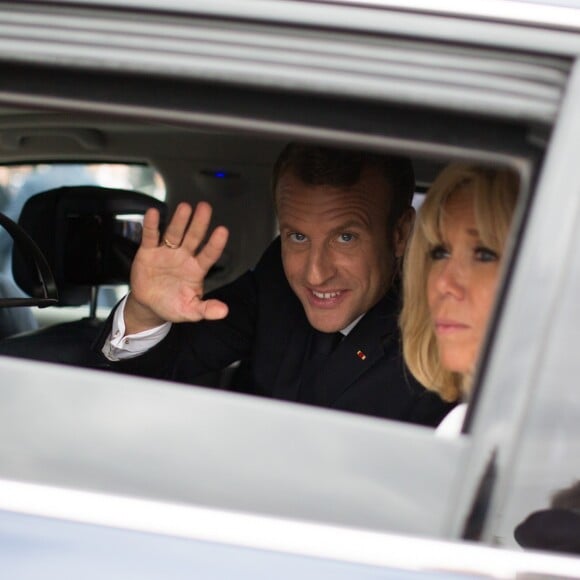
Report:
200,169,240,180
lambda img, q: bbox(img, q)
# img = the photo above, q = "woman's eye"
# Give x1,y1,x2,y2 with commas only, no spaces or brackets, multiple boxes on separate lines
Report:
288,232,307,243
337,232,355,243
475,246,499,262
429,245,449,260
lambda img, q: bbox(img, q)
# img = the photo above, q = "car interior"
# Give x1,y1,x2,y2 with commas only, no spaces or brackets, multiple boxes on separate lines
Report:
0,104,529,391
0,184,167,366
0,108,281,369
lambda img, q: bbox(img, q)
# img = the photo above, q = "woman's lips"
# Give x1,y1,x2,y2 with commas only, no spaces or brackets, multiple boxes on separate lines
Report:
434,319,470,334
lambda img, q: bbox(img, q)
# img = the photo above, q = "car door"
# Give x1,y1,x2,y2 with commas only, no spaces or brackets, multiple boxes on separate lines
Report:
468,58,580,552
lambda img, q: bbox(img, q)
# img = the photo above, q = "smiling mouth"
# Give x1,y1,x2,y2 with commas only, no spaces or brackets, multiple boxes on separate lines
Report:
311,290,343,300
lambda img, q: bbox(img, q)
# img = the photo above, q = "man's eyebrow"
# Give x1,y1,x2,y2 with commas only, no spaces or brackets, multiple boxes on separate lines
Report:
278,220,298,231
278,217,370,232
332,218,369,231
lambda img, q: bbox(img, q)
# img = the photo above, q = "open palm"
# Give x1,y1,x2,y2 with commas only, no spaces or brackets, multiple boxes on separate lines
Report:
126,201,229,332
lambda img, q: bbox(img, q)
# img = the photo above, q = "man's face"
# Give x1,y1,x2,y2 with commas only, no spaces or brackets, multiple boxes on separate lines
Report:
277,166,407,333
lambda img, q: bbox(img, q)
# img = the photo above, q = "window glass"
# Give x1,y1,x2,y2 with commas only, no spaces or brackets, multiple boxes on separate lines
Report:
0,162,164,215
0,162,165,317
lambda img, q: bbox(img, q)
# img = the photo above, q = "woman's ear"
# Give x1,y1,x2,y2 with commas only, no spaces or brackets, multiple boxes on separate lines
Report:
393,207,415,258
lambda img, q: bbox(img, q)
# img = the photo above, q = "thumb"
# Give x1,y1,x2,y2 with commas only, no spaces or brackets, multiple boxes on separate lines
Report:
198,298,229,321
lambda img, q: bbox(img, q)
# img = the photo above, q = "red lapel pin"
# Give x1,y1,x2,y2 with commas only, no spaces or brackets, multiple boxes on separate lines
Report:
356,350,367,361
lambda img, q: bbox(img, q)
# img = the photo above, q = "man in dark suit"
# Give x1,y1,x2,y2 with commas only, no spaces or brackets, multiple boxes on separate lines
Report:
97,143,453,424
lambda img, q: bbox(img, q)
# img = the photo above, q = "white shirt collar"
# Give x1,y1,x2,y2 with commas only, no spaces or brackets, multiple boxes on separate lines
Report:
340,314,364,336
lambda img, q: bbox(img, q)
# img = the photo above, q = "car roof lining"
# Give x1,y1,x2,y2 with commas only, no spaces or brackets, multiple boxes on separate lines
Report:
0,61,543,172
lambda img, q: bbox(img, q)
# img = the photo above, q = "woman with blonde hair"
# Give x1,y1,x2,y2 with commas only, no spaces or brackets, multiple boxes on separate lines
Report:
400,162,519,435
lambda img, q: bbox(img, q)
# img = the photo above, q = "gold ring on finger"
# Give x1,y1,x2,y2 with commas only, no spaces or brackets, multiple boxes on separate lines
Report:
163,237,179,249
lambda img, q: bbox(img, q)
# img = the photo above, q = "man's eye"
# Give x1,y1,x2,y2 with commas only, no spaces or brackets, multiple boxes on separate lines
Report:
337,233,355,243
475,246,499,262
289,232,307,243
429,245,449,260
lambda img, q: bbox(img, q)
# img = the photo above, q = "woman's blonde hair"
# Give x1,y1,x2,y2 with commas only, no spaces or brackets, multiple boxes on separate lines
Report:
400,163,519,402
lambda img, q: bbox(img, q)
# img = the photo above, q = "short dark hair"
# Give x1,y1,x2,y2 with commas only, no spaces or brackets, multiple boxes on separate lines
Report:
272,143,415,226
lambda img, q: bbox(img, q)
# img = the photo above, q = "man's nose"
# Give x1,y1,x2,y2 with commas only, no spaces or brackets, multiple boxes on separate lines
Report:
435,259,465,299
304,244,335,286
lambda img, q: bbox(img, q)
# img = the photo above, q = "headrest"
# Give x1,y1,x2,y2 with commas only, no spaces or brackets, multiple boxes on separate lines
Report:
13,186,167,306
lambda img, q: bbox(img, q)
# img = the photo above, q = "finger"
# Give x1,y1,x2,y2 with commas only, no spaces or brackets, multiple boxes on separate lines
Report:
141,208,161,249
163,202,193,248
181,201,213,254
197,298,229,321
196,225,229,274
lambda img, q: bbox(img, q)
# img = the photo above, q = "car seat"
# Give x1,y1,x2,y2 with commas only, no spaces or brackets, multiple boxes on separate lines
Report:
0,209,56,339
0,185,167,367
0,273,39,338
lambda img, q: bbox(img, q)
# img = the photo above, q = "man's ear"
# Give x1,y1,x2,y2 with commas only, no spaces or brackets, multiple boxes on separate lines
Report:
392,207,415,258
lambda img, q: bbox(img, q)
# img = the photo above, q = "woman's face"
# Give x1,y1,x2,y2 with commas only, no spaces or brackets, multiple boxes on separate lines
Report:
427,189,502,377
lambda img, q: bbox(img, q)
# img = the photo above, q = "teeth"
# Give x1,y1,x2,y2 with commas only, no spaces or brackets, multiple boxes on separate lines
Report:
312,290,341,299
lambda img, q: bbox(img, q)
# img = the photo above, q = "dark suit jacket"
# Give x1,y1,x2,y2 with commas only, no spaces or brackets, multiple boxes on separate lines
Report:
94,238,453,426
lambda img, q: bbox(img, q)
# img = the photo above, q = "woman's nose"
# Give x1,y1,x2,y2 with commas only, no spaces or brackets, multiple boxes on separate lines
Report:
435,259,465,299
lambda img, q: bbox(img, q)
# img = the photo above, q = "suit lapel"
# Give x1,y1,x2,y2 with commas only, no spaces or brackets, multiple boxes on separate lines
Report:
315,290,400,406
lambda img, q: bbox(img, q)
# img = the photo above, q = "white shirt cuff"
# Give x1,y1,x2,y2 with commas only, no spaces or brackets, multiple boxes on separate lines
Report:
102,294,172,361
